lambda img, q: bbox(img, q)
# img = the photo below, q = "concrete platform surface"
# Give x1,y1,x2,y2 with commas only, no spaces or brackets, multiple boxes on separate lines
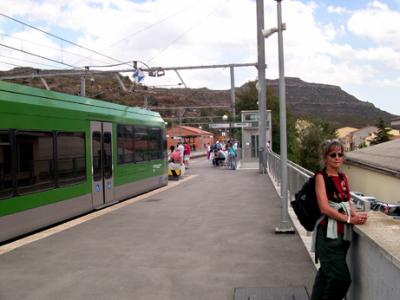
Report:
0,158,316,300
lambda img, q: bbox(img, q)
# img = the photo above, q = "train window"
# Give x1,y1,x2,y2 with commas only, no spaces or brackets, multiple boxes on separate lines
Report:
57,132,86,186
134,126,148,162
92,132,102,181
147,128,162,160
16,131,55,194
117,125,134,164
103,132,112,179
0,131,13,199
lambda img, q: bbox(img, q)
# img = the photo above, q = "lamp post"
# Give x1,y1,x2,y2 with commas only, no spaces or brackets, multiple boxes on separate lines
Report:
262,1,293,233
256,0,267,174
222,115,231,140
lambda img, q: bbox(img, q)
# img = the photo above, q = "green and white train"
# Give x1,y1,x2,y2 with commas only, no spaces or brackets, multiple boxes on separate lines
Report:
0,81,168,243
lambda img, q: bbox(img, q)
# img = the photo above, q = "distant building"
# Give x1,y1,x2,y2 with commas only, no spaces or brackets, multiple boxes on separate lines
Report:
343,139,400,203
336,127,358,152
167,125,214,151
350,126,378,150
391,117,400,130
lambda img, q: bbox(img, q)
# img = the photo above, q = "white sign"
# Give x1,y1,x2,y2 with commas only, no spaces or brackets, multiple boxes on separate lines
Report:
208,123,229,129
232,122,251,128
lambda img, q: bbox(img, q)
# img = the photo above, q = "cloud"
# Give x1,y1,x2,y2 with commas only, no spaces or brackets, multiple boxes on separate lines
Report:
348,1,400,49
328,5,352,15
0,1,398,110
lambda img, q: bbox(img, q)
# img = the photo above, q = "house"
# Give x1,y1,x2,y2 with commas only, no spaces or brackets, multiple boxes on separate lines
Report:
336,127,358,152
167,125,214,151
391,117,400,130
343,139,400,203
350,126,378,150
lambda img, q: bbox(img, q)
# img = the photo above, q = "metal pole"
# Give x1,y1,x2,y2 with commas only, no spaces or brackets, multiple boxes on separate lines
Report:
80,76,86,97
230,66,236,121
275,0,294,233
256,0,267,174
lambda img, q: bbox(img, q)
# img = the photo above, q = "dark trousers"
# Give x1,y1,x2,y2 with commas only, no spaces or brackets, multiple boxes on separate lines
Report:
311,226,351,300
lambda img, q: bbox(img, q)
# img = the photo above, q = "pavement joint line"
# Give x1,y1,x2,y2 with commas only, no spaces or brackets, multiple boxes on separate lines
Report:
0,174,198,256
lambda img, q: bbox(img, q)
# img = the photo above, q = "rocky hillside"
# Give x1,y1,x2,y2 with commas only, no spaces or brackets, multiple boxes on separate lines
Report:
0,68,396,128
265,77,396,128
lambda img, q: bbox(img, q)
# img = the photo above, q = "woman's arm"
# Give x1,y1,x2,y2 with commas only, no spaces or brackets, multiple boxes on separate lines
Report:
316,174,367,225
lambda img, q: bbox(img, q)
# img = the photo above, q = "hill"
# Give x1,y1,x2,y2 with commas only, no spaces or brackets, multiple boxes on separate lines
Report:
0,68,396,128
265,77,396,128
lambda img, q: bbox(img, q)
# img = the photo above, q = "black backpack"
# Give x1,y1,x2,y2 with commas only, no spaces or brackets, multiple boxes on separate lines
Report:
292,171,343,232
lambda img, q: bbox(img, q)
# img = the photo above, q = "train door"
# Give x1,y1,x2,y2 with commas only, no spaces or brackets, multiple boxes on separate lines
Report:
90,121,114,208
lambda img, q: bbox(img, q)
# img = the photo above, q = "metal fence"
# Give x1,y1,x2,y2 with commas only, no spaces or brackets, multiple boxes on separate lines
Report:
265,150,371,211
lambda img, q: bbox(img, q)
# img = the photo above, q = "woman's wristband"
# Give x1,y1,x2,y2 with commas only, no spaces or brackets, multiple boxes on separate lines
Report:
346,215,351,224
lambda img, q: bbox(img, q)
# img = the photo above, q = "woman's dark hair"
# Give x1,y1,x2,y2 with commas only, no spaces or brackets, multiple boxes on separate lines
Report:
170,145,175,151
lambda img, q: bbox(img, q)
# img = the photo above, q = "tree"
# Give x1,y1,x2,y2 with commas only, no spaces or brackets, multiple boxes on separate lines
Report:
297,119,337,172
370,118,392,145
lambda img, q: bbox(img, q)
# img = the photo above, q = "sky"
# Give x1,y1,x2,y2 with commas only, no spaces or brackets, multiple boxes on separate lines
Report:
0,0,399,116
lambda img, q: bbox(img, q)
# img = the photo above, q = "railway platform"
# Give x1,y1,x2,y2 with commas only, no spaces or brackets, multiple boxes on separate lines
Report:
0,158,316,300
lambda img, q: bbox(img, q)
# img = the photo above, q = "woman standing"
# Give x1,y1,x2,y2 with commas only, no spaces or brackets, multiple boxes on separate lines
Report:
311,139,368,300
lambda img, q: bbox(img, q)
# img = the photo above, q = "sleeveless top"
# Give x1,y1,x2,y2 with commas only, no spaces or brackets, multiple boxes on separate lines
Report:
317,172,350,234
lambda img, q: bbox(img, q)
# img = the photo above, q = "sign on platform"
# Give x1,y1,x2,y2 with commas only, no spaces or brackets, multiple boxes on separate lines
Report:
208,123,229,129
232,122,251,128
208,122,251,129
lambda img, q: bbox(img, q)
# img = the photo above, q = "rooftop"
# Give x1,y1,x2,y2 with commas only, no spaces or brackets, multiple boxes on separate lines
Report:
345,139,400,176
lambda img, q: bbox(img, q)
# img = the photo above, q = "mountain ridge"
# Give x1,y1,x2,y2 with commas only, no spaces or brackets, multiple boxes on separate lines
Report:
0,68,396,128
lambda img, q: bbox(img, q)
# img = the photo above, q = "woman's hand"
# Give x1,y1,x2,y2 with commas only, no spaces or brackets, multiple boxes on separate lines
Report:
350,212,368,225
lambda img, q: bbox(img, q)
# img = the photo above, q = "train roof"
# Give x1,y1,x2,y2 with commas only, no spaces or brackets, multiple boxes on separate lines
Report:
0,80,163,123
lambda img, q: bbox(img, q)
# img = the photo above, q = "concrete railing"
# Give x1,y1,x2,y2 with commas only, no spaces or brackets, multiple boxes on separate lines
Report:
266,151,400,300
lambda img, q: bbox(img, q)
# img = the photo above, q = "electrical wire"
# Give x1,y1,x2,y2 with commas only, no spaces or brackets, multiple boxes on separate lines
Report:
99,1,204,52
0,53,68,69
0,60,24,68
0,32,111,66
0,42,79,69
0,13,128,67
146,0,225,64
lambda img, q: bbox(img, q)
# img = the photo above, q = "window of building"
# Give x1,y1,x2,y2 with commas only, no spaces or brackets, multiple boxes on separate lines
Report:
16,131,55,194
57,132,86,186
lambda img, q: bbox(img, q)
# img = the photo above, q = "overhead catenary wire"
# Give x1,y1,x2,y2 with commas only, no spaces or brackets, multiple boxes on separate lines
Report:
91,1,205,53
0,53,68,69
0,42,79,69
146,0,225,64
0,60,24,68
0,32,111,66
0,13,129,67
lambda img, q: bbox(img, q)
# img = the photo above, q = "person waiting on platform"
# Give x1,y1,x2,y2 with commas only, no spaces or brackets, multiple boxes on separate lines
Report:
213,149,226,167
183,142,191,169
170,146,182,164
227,142,237,170
168,145,175,163
310,139,368,300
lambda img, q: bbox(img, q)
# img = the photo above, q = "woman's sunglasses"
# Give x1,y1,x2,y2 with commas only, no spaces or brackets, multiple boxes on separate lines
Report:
328,152,344,158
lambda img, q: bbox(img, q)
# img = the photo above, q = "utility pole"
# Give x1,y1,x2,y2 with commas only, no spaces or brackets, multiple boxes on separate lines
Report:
80,76,86,96
230,65,236,121
275,0,294,233
256,0,267,174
